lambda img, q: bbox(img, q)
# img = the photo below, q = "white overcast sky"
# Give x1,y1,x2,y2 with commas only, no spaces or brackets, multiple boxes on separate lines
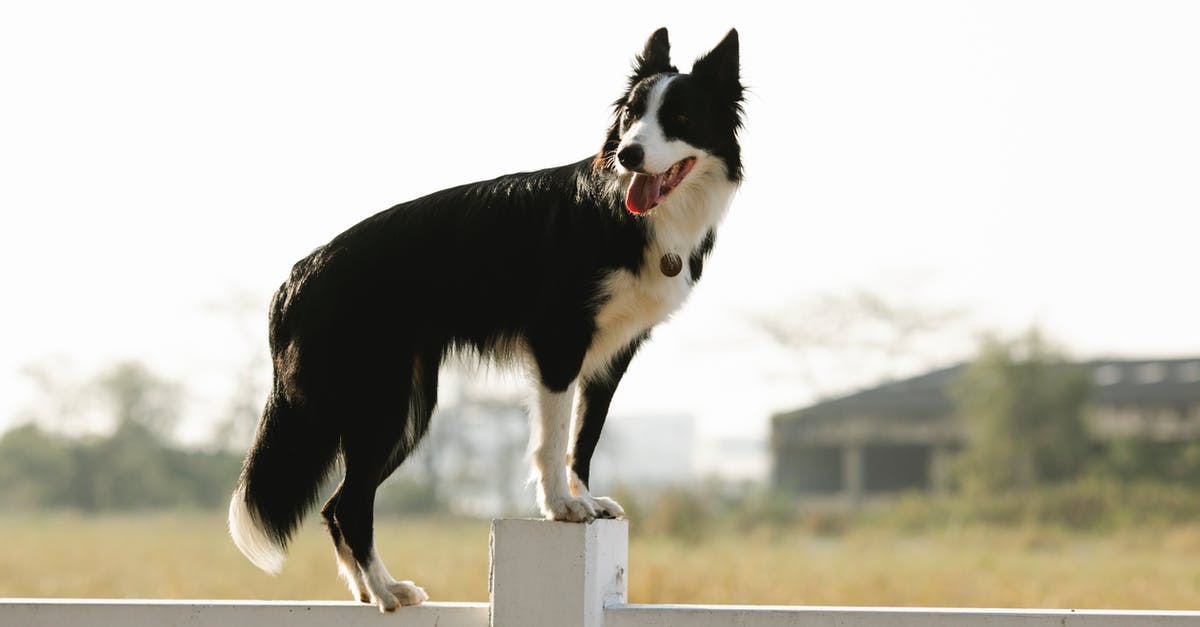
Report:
2,1,1199,448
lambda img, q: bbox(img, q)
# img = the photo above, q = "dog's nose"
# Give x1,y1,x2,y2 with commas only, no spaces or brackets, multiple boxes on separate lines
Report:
617,144,644,171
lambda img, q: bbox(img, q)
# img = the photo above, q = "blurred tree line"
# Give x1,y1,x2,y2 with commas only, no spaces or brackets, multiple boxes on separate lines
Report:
0,361,241,510
0,421,240,510
4,322,1196,515
0,358,513,514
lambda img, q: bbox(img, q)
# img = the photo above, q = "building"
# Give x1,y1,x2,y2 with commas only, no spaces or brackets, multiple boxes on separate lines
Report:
770,358,1200,499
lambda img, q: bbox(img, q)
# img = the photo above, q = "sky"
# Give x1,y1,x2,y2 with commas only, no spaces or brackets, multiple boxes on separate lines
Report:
2,1,1199,465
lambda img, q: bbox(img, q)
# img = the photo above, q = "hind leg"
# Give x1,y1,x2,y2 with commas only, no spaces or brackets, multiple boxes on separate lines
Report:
321,484,370,603
333,470,427,612
326,355,437,612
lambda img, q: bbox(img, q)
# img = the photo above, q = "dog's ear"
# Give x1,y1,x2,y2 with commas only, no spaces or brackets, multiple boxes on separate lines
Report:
632,27,676,81
597,28,677,172
692,28,741,98
595,118,621,172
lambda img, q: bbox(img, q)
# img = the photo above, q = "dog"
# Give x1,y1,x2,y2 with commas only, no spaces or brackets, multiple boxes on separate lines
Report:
228,27,743,612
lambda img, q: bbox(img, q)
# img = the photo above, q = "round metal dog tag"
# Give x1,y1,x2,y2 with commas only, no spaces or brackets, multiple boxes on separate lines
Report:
660,253,683,277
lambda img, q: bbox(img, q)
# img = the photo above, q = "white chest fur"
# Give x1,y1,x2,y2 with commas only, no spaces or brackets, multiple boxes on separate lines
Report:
581,171,737,380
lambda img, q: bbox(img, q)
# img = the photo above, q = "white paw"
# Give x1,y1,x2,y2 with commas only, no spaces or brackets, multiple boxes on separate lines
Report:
590,495,626,519
390,580,428,606
541,494,598,522
372,581,427,613
373,588,400,613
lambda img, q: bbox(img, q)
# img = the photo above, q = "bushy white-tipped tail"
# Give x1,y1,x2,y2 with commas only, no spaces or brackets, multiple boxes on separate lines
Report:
228,485,286,575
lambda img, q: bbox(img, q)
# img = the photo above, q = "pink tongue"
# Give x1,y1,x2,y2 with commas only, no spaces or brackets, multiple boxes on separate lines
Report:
626,173,664,214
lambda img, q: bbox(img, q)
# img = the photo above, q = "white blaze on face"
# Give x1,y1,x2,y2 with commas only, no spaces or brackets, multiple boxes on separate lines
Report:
616,76,695,176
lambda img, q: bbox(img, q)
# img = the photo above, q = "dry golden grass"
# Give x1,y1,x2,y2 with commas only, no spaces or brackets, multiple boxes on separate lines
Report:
629,526,1200,609
0,513,491,602
3,513,1200,609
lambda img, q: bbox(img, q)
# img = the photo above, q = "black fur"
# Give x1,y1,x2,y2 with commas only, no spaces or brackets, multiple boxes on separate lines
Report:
571,331,648,488
688,229,717,284
231,27,744,600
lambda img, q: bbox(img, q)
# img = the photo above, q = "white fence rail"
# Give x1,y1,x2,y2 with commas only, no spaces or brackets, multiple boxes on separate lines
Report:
4,518,1200,626
606,605,1200,627
0,599,489,627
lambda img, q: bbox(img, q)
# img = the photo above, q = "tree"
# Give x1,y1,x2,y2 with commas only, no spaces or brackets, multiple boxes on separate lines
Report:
92,361,182,440
953,329,1092,493
0,424,74,508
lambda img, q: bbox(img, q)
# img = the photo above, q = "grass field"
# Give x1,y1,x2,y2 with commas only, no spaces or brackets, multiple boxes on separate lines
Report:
3,512,1200,609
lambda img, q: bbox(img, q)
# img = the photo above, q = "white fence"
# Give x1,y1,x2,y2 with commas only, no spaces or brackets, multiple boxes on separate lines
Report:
4,519,1200,627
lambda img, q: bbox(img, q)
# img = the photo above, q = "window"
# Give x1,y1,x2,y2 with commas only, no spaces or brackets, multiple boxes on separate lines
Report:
1093,364,1122,386
1137,362,1166,384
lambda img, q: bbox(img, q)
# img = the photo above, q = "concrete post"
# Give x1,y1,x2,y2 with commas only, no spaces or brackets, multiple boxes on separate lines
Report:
489,518,628,627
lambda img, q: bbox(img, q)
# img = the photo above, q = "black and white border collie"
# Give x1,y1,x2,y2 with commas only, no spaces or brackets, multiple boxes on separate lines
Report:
229,27,743,612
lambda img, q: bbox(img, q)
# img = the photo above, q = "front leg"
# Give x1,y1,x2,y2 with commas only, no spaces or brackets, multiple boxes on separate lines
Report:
530,317,604,516
531,380,599,522
567,336,645,520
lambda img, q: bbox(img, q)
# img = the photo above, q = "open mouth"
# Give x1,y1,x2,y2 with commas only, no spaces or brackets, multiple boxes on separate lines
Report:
625,157,697,215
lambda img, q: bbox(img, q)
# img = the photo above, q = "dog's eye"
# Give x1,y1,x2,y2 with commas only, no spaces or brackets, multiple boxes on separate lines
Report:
623,106,638,121
673,114,689,126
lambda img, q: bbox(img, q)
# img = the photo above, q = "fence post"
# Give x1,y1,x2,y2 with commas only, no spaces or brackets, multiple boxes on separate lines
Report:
489,518,628,627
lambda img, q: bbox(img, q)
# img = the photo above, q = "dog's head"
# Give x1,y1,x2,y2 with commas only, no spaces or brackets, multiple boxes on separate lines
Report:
596,28,744,215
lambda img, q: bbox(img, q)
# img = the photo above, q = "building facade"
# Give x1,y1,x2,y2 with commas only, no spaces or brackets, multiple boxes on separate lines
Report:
771,358,1200,499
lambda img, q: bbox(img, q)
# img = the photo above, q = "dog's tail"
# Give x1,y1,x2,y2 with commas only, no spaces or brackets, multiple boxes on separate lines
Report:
229,284,340,574
228,388,339,574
